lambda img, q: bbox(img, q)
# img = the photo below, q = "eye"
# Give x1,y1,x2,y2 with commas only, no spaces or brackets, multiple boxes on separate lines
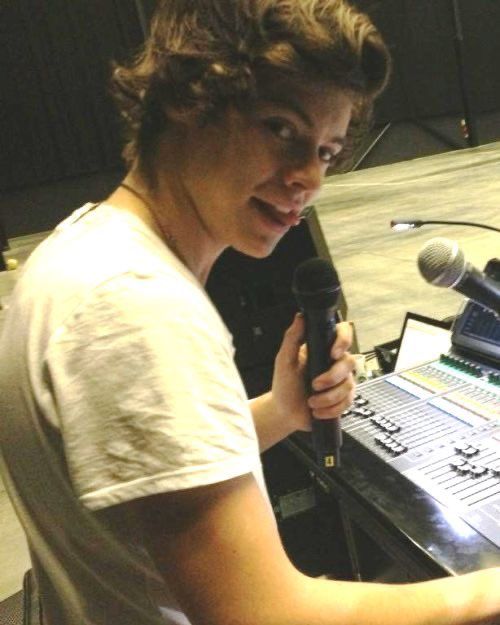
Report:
319,145,342,165
265,118,297,141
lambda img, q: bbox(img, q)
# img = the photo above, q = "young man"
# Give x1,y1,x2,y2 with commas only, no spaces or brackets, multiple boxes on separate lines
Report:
1,1,499,624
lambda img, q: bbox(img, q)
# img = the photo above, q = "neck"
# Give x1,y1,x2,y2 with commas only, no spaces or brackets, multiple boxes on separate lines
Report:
108,171,221,285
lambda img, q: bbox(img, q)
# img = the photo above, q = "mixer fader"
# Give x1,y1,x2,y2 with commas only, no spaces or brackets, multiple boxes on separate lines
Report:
343,353,500,547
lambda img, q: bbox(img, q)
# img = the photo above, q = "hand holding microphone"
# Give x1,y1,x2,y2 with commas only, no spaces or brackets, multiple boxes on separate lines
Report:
292,258,352,469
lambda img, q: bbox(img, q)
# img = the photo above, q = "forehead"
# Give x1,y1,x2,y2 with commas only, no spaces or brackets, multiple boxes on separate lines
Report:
255,79,354,128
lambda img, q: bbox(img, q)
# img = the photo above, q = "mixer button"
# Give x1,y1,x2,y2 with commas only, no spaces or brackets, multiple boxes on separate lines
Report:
455,443,479,457
354,397,369,406
354,408,374,418
386,442,405,455
463,446,479,457
394,445,407,455
374,433,390,445
456,463,473,475
386,423,401,433
470,466,487,477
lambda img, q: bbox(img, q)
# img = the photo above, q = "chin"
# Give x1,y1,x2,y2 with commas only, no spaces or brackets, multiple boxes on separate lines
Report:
234,236,281,259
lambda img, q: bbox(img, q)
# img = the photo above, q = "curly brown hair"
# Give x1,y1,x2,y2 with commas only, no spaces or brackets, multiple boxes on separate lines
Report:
111,0,391,177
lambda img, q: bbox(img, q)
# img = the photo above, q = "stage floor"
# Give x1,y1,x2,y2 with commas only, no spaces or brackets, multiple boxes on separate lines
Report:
314,139,500,352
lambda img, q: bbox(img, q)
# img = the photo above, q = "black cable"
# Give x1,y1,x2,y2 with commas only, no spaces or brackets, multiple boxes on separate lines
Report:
391,218,500,234
420,220,500,233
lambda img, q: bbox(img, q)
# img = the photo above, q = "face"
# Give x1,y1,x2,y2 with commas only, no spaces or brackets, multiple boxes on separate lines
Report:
167,82,354,260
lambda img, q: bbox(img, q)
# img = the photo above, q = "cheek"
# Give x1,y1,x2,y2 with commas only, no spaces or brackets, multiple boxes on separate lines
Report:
235,128,278,180
249,144,281,184
229,156,274,195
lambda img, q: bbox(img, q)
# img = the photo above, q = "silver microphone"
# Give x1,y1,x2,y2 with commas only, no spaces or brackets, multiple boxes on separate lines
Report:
417,237,500,315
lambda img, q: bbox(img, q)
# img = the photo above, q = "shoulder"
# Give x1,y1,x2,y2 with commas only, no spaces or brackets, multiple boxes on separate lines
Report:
45,268,233,382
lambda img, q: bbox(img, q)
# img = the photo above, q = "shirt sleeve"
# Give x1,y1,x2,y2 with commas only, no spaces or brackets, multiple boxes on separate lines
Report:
45,271,260,511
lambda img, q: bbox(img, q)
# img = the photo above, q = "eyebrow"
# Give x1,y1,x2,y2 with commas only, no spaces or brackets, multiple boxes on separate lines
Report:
260,95,347,146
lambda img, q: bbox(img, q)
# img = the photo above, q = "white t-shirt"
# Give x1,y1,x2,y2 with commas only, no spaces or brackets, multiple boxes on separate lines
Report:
0,203,270,624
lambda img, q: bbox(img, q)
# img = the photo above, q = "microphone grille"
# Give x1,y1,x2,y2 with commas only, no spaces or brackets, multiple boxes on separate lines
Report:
417,237,465,287
292,257,340,309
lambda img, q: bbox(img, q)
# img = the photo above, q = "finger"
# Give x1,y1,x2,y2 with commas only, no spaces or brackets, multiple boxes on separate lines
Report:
311,399,352,419
310,386,356,419
312,353,356,391
310,388,356,419
308,374,355,411
331,321,353,360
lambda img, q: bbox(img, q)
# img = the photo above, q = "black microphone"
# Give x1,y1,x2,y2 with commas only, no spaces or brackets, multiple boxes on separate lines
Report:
417,237,500,315
292,257,342,469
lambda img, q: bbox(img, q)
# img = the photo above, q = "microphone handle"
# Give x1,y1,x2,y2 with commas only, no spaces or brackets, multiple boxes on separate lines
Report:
458,265,500,315
303,307,342,469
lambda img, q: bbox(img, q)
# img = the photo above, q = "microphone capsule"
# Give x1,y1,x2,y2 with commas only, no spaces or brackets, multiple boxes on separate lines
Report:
418,237,466,288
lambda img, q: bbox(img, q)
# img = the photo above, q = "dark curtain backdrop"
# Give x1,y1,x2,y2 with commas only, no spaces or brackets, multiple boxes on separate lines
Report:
1,0,500,194
359,0,500,124
0,0,144,192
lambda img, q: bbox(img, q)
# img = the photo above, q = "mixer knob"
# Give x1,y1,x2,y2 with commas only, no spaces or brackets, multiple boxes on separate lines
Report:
488,372,500,386
456,463,473,475
471,365,483,377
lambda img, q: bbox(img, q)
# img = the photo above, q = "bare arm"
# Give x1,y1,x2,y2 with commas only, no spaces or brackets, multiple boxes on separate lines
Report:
132,472,500,625
250,315,355,452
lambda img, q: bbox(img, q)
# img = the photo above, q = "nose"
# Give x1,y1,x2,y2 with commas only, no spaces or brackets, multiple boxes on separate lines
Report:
282,154,325,197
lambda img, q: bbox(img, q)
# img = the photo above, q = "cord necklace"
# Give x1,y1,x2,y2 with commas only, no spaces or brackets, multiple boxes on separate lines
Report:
119,182,187,266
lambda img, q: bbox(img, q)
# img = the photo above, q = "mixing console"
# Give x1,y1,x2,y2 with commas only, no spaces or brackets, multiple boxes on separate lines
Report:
343,353,500,547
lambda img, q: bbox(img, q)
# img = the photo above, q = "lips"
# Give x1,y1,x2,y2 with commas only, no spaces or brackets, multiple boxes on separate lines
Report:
252,197,302,230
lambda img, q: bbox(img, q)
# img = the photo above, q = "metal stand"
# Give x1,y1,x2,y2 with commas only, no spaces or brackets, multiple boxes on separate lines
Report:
0,218,8,272
451,0,479,147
